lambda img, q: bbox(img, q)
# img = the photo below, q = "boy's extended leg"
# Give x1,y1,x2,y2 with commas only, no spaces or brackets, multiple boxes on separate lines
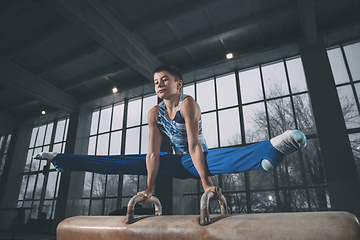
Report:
181,130,306,176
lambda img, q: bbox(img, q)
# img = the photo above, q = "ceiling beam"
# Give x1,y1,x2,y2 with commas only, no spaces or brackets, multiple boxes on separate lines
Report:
6,20,71,58
46,0,161,82
154,2,299,57
0,54,79,113
298,0,318,50
62,65,127,91
131,0,222,33
38,43,103,76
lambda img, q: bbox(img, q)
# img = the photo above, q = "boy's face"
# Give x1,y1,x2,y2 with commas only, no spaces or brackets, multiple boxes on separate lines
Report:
153,70,182,99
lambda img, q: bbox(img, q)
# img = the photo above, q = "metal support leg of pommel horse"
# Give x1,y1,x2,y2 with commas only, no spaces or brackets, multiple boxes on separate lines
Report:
57,191,360,240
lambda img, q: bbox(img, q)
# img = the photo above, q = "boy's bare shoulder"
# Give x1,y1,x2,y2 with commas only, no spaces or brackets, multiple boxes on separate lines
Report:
148,104,159,120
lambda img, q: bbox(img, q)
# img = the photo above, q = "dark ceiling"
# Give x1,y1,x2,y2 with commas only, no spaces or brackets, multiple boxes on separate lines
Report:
0,0,360,134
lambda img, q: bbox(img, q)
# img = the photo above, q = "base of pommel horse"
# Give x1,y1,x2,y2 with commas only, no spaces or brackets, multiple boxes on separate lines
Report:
57,193,360,239
57,211,360,240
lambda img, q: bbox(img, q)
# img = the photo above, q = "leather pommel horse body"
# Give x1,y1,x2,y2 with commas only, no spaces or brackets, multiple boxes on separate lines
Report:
57,193,360,240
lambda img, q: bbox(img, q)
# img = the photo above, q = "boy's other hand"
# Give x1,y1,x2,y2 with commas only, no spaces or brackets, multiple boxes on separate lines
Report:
204,186,222,200
137,189,153,203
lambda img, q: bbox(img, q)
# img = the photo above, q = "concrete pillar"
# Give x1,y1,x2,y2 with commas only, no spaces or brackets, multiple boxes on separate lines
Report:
53,105,92,229
299,37,360,218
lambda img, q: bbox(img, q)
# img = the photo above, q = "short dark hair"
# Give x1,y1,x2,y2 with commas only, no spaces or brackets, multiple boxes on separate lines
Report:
152,65,182,80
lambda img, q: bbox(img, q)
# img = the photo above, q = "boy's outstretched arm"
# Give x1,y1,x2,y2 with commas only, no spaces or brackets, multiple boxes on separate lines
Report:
137,106,162,202
181,97,222,199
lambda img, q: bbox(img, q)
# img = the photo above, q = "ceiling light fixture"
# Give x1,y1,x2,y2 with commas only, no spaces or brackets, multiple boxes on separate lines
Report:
41,111,46,115
112,87,118,93
226,53,233,59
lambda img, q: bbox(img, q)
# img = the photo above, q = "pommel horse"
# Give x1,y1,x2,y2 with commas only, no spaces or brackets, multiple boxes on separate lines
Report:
57,191,360,240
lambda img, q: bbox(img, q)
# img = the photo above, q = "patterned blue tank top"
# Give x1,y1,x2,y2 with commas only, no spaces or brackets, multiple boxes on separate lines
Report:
157,94,208,155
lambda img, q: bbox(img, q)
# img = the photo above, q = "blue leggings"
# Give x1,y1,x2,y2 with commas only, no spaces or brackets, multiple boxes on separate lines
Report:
52,140,285,179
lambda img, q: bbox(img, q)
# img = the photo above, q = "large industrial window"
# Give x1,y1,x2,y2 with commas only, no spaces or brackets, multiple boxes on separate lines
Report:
18,118,69,222
327,41,360,176
81,94,157,215
183,57,329,214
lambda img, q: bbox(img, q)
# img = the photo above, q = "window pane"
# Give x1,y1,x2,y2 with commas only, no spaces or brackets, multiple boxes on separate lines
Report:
46,171,58,198
25,175,36,199
122,175,138,196
54,120,66,143
81,199,90,215
184,195,198,215
337,85,360,129
86,137,95,155
127,99,141,127
142,95,157,124
218,108,241,147
184,179,198,194
125,127,140,154
267,97,295,137
83,172,93,198
286,58,307,93
249,170,274,190
222,173,245,191
24,150,33,172
302,139,326,185
327,48,350,85
29,127,38,148
35,125,46,147
224,193,247,214
106,175,119,197
197,79,216,112
18,175,29,200
277,153,303,187
278,189,309,212
105,198,117,215
90,199,103,215
250,191,277,213
243,102,268,143
92,173,106,197
141,125,149,154
309,188,331,211
90,110,99,135
183,83,195,98
109,131,122,155
53,143,62,153
201,112,218,148
98,107,112,134
44,123,53,145
344,42,360,81
262,62,289,98
240,67,263,104
112,104,124,130
216,73,238,109
43,200,53,220
34,174,44,199
348,133,360,176
31,147,42,171
293,94,316,134
96,134,109,155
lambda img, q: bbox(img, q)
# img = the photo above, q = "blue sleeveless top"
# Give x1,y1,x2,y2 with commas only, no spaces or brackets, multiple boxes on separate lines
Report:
157,94,208,155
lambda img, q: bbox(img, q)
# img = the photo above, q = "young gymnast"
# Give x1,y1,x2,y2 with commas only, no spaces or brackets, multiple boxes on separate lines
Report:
34,66,306,202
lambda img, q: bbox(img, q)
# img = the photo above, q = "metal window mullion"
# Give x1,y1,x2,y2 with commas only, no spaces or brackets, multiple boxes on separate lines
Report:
118,99,129,209
260,65,281,211
284,59,312,210
235,69,252,213
213,76,223,189
340,46,360,118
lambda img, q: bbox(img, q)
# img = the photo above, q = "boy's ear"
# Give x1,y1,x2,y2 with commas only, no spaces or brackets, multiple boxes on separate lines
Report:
177,79,183,90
